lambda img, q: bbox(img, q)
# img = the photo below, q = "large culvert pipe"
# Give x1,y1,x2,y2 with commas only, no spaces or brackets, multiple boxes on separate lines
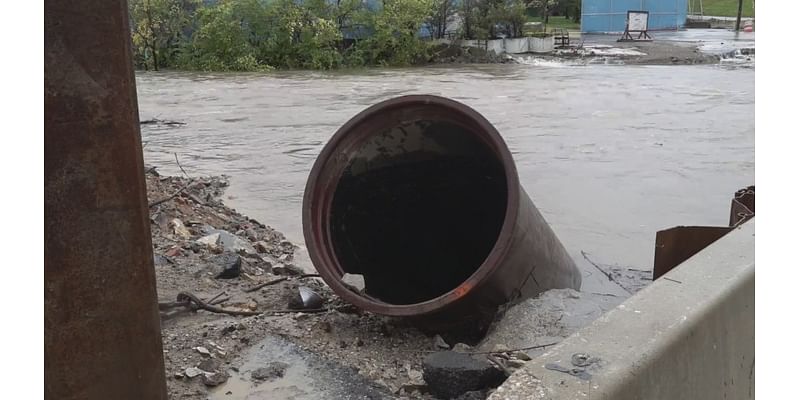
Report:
303,95,581,322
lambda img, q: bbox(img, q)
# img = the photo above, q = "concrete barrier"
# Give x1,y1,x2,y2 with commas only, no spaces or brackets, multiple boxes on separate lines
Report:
439,37,555,55
490,219,755,400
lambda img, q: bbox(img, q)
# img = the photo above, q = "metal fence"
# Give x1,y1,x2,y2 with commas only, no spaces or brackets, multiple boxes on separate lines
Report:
581,0,688,33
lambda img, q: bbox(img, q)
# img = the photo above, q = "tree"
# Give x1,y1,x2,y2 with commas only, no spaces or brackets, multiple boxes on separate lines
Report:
129,0,198,70
428,0,457,39
528,0,560,29
356,0,434,65
488,0,527,38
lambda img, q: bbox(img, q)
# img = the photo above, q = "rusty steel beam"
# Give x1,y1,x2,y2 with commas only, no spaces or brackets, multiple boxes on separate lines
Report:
45,1,167,399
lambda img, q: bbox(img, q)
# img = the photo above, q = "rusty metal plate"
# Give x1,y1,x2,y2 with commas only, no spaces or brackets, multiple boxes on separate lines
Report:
653,186,755,281
653,226,734,280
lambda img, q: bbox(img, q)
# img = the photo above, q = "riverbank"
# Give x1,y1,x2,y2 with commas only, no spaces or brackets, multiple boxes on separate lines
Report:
147,166,649,399
146,168,448,399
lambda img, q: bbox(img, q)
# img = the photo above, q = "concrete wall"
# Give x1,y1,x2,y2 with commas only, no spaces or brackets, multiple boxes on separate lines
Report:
582,0,688,33
450,37,555,55
490,219,755,400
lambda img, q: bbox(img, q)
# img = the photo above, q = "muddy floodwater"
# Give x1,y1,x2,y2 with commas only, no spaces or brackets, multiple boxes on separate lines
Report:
137,62,754,295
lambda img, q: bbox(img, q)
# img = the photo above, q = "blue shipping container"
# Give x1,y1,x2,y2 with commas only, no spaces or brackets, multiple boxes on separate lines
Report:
581,0,688,33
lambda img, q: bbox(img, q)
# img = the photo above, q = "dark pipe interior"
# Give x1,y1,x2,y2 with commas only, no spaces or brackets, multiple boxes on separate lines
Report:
330,120,508,305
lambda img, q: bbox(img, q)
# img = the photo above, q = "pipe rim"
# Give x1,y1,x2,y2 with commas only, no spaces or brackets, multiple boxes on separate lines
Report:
302,95,520,316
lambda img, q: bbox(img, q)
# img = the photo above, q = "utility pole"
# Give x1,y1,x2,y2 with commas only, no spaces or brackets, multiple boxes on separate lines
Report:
735,0,744,31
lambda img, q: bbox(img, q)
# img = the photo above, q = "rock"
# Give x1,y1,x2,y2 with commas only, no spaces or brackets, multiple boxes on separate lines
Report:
165,246,184,258
422,351,505,399
490,344,510,353
195,346,211,357
153,254,173,266
245,228,259,242
198,359,221,373
251,362,289,381
342,273,365,291
455,390,489,400
505,359,526,369
208,253,242,279
196,230,256,254
510,351,531,361
202,371,229,387
434,334,450,350
452,343,473,353
196,233,221,249
170,219,192,239
184,367,204,378
216,230,256,253
153,212,171,230
272,263,303,276
287,286,324,310
407,368,423,382
255,241,272,254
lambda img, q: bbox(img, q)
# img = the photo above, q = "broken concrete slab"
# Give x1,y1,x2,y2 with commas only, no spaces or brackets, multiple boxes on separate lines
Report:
478,289,625,358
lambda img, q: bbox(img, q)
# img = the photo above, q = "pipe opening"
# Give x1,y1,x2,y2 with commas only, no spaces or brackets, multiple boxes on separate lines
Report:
329,119,508,305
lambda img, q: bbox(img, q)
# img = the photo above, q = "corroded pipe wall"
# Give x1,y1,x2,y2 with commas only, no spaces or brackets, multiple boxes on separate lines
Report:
303,95,581,324
45,1,167,399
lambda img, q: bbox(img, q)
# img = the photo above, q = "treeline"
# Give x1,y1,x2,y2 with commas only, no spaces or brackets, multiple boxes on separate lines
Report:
128,0,580,71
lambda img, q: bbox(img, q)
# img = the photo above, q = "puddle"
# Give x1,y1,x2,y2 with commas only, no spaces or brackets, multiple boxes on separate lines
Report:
209,335,391,400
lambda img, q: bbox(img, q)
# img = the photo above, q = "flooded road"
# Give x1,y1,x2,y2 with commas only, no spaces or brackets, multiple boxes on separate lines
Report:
137,63,754,295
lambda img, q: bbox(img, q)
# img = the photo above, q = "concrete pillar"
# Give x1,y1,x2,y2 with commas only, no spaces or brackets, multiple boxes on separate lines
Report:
44,1,167,399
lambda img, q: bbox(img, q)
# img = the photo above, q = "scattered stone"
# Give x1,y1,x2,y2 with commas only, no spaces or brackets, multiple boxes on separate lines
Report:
287,286,324,310
452,343,473,353
184,367,204,378
455,390,490,400
215,230,257,253
208,253,242,279
198,359,221,373
422,351,505,399
251,362,289,381
245,228,259,242
272,263,303,276
278,254,290,261
196,233,221,250
342,273,365,291
170,218,192,239
491,344,510,353
153,254,173,266
434,334,450,350
165,246,184,258
202,371,230,387
255,241,272,254
195,346,211,357
196,230,256,254
510,351,531,361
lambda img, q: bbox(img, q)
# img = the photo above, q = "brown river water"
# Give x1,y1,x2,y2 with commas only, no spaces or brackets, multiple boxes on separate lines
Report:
136,63,754,295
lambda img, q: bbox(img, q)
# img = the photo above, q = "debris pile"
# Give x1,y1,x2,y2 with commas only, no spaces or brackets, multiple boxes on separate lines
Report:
146,165,647,399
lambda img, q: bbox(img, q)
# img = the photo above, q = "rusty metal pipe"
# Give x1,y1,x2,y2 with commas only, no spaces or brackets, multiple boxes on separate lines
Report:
303,95,581,321
45,1,167,398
